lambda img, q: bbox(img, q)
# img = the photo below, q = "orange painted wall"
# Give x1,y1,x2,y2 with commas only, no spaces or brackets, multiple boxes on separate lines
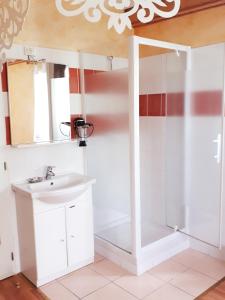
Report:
135,6,225,56
15,0,132,58
14,2,225,58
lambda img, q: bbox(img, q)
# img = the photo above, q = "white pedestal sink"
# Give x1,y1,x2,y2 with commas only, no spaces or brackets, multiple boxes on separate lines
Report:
12,173,96,203
13,173,96,287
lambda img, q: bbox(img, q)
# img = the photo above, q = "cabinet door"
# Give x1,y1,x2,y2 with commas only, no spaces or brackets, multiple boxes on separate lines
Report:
35,207,67,279
66,193,94,266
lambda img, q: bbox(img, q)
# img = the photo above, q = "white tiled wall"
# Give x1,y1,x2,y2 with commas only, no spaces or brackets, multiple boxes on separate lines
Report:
0,45,127,279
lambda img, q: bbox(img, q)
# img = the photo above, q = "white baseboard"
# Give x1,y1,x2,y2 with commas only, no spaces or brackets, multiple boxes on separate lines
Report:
95,232,189,275
137,232,189,274
95,237,138,274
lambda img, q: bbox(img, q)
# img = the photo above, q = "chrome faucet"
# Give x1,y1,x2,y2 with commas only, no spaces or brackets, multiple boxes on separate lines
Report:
45,166,56,180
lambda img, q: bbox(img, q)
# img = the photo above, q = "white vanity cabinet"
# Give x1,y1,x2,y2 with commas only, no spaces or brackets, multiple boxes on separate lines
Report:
14,181,95,287
35,207,68,280
66,199,94,266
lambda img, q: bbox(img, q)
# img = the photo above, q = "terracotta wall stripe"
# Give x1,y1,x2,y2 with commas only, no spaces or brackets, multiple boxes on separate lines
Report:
139,93,166,117
139,92,222,117
69,68,80,94
148,94,166,116
1,63,8,92
191,91,222,115
166,93,185,116
5,116,11,145
139,94,148,116
86,114,128,136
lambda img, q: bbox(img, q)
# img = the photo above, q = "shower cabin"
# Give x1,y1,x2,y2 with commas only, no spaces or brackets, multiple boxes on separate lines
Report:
83,36,225,274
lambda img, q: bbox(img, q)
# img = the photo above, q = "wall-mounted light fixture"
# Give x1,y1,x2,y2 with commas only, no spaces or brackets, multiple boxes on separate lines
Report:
55,0,181,34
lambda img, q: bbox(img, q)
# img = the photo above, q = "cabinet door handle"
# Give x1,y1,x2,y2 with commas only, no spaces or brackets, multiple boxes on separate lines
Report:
71,235,75,238
69,205,76,209
60,239,65,242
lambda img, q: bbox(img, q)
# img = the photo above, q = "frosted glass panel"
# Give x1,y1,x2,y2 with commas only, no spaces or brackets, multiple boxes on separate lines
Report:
85,70,131,253
139,51,177,248
164,52,186,230
183,44,224,247
139,49,188,248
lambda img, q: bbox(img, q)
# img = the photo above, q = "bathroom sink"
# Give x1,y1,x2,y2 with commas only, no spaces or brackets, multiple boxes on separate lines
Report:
12,173,96,203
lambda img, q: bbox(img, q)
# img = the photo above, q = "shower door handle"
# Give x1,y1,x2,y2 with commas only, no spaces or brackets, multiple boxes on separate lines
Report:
213,133,222,164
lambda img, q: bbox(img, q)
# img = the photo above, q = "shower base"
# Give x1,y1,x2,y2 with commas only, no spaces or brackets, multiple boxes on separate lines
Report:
95,226,189,275
96,221,174,253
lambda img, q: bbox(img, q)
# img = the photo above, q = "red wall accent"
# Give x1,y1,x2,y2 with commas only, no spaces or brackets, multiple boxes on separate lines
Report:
1,63,8,92
191,91,222,115
5,116,11,145
139,94,166,117
167,93,184,116
69,68,80,94
139,93,184,117
84,69,96,77
139,95,148,116
148,94,166,116
86,114,128,135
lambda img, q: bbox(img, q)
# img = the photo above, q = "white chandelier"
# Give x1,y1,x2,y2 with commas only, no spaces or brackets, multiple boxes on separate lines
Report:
0,0,29,71
55,0,181,34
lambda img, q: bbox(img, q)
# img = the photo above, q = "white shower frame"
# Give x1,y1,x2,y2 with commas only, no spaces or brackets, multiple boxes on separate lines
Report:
95,36,192,275
129,35,192,256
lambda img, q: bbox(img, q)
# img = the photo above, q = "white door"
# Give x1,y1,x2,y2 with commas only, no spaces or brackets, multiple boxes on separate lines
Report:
35,207,67,279
66,192,94,266
0,149,14,280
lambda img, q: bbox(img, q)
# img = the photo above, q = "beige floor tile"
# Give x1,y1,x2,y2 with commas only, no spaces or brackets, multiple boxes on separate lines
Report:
170,269,216,297
40,281,78,300
94,253,105,263
172,249,206,268
58,267,110,298
83,283,137,300
89,259,128,281
115,272,164,299
173,249,225,280
148,259,188,282
190,254,225,280
144,283,194,300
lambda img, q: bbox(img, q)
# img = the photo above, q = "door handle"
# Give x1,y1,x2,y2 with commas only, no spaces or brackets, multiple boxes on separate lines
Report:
213,133,222,164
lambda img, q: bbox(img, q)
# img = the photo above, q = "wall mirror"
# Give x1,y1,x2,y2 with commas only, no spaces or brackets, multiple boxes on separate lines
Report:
7,60,71,146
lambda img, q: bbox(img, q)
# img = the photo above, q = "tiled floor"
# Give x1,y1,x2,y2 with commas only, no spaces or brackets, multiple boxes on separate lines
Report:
40,249,225,300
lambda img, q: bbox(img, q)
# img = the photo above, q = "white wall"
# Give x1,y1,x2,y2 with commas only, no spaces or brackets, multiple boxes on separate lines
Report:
0,45,127,279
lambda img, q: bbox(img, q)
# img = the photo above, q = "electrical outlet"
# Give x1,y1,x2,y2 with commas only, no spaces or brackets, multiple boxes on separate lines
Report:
24,46,36,57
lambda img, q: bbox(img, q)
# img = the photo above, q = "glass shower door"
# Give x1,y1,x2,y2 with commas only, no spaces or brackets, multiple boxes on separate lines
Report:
182,44,225,247
164,51,187,232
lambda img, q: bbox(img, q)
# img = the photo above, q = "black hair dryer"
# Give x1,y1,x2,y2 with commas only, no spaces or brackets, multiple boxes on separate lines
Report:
74,117,94,147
